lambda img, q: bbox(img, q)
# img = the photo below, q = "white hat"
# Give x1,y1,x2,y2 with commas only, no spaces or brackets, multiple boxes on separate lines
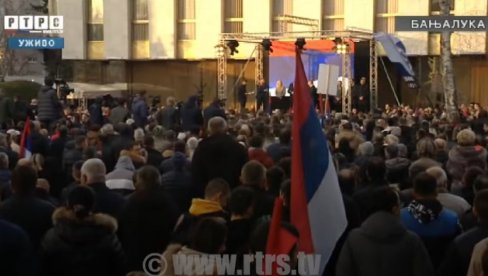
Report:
126,118,135,125
7,129,20,136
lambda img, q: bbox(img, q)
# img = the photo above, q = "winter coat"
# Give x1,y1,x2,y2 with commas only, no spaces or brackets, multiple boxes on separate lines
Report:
191,134,248,197
89,102,104,127
400,200,461,268
157,106,179,130
146,147,164,168
447,145,488,188
0,146,19,171
336,211,434,276
439,224,488,276
203,103,226,124
0,219,35,276
0,195,54,250
118,190,179,271
162,244,218,276
467,237,488,276
106,156,136,196
181,96,203,132
37,85,60,121
89,182,127,218
40,207,125,276
109,105,130,125
161,167,193,214
131,96,148,128
437,192,471,218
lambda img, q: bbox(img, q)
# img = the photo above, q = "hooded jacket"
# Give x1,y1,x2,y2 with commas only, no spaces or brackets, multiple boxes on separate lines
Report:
447,145,488,188
37,85,60,121
336,211,434,276
106,156,135,195
40,207,125,276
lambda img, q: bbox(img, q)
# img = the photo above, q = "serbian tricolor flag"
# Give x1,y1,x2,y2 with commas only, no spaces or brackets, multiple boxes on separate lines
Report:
266,197,298,276
19,118,33,159
291,47,347,275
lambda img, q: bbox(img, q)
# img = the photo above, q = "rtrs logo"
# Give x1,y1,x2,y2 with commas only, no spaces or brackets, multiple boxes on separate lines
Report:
4,16,63,34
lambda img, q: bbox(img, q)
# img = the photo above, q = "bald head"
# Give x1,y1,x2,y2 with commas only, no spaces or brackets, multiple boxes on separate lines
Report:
208,116,227,136
81,158,106,185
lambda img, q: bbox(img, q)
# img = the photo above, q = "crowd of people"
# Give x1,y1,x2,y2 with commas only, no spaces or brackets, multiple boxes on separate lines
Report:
1,76,488,276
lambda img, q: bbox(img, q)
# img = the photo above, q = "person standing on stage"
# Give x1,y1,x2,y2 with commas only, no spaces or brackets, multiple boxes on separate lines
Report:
238,80,247,113
308,80,318,109
353,77,370,113
256,78,269,112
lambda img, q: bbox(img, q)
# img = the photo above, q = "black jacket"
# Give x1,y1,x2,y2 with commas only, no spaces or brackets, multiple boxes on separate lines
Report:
40,207,125,276
438,224,488,276
0,195,54,250
146,147,164,168
0,146,18,171
180,96,203,132
157,106,179,130
109,106,129,126
161,170,193,214
90,182,127,218
191,134,248,196
118,190,178,271
37,85,60,121
336,211,434,276
0,219,35,276
203,103,226,124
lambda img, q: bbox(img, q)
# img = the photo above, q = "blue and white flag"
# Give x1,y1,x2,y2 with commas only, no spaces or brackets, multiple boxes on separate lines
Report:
374,32,418,89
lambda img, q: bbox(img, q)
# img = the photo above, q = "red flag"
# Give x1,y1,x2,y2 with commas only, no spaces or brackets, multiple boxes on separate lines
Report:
19,117,31,158
265,197,298,276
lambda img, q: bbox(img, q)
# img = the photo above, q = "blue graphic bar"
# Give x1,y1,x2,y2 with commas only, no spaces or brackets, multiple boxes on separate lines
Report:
7,37,64,49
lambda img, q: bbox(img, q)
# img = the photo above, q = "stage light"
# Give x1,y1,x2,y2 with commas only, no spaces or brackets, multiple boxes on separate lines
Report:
295,38,306,50
261,39,273,53
227,40,239,55
335,43,349,55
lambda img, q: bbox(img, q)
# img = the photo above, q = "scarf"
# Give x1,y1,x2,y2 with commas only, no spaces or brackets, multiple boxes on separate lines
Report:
407,199,443,224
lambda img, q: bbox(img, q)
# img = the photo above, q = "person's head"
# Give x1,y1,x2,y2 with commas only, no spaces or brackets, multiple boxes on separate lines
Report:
434,138,447,151
204,178,231,208
134,166,161,191
134,128,145,143
307,80,313,87
413,172,438,199
0,133,7,147
249,135,264,149
278,157,291,179
473,190,488,223
144,136,155,149
189,217,227,254
241,160,266,189
11,164,38,196
166,96,176,107
208,117,227,136
384,144,399,159
58,126,68,138
474,175,488,195
266,166,285,195
278,128,291,144
229,186,255,218
360,77,367,86
426,166,448,193
75,135,87,150
67,186,96,219
457,129,476,146
338,168,356,196
44,76,54,87
366,157,386,183
367,186,401,216
174,140,186,154
416,138,435,158
0,152,8,170
80,158,106,185
384,134,399,146
357,141,374,157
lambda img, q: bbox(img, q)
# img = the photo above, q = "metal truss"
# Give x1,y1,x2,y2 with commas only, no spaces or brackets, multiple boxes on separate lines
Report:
342,53,352,114
369,38,378,110
218,29,376,108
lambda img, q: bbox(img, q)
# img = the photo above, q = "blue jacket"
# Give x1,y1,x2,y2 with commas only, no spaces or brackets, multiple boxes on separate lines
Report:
131,96,148,128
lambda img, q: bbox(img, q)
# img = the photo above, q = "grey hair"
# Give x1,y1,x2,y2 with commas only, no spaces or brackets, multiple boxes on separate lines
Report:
0,152,8,169
357,141,374,157
100,124,115,136
0,133,7,147
208,116,227,135
81,158,106,183
426,166,448,191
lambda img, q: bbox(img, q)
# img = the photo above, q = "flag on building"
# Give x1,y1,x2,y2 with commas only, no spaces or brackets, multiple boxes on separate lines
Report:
291,47,348,275
19,117,32,159
374,32,418,89
266,197,299,276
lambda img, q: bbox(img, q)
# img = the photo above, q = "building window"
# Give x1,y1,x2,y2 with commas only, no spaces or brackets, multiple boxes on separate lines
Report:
133,0,149,41
430,0,455,14
224,0,243,33
272,0,293,33
322,0,344,31
87,0,104,41
177,0,196,40
375,0,397,33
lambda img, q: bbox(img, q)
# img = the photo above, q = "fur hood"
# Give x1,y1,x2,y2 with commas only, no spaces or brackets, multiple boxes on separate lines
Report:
52,207,118,233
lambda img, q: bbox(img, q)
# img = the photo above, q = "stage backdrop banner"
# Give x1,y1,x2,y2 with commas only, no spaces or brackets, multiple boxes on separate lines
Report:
317,64,340,96
269,40,354,91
